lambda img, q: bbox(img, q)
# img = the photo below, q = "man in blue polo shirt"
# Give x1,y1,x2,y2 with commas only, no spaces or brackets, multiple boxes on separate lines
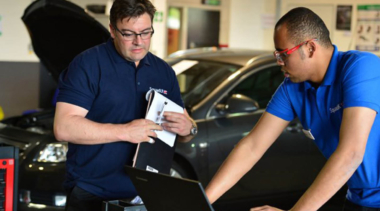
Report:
205,7,380,211
54,0,197,211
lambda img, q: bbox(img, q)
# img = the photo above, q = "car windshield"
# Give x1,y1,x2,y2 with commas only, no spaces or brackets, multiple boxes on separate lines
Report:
167,59,241,107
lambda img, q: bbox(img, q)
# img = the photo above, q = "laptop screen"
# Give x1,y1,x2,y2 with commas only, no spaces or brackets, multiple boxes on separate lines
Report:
125,165,214,211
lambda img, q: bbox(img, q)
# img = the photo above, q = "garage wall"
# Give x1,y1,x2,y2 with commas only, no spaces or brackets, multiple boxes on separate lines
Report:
0,0,112,62
228,0,277,50
166,0,230,52
0,0,37,118
281,0,380,55
0,0,96,118
1,0,379,59
0,62,40,117
0,0,38,62
228,0,380,55
1,0,379,118
0,0,230,119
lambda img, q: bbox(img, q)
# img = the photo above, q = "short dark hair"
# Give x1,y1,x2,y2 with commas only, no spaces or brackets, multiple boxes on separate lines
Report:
275,7,332,48
110,0,156,28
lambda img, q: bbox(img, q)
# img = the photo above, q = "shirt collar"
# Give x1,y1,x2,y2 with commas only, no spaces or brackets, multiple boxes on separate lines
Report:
304,45,339,90
320,45,339,86
105,38,151,67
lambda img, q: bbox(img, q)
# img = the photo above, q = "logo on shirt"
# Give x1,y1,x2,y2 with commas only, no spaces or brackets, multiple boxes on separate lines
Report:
330,102,343,113
149,87,168,95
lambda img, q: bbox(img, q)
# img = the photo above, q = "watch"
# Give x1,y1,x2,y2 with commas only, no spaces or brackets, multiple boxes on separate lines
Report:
190,124,198,136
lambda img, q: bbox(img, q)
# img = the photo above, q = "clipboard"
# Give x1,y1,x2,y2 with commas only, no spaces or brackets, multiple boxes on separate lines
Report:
132,90,183,174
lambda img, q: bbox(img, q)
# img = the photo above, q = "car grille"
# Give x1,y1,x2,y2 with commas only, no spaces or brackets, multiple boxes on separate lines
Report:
30,191,55,206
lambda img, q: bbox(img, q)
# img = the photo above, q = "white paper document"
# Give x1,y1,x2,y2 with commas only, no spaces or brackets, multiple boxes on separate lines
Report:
145,90,183,147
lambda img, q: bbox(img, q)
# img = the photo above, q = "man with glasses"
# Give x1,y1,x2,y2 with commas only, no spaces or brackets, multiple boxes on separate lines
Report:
54,0,196,211
206,7,380,211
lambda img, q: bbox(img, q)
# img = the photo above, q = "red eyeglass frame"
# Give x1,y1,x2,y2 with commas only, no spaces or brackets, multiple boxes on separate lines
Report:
273,38,318,63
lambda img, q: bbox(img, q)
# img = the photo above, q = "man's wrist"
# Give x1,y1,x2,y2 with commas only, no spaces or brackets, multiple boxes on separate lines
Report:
116,123,130,141
189,122,198,136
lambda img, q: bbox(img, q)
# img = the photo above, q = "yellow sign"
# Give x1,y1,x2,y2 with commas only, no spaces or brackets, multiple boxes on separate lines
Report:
0,106,4,120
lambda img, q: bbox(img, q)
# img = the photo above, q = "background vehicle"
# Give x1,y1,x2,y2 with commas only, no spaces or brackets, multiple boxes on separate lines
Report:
0,0,345,210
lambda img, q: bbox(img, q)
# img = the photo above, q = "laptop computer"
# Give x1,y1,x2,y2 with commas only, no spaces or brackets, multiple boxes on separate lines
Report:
125,165,214,211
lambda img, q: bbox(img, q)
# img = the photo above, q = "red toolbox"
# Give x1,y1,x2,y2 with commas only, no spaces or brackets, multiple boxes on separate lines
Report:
0,146,18,211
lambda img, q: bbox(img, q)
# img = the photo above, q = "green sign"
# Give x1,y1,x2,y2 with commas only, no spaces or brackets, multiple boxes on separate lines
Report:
358,5,380,10
202,0,220,6
154,11,163,22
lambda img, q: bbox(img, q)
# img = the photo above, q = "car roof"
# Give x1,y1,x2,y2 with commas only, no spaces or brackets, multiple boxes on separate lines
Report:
167,48,273,66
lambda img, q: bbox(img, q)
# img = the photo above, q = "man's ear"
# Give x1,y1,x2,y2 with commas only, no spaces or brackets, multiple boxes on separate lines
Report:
308,41,316,57
109,23,115,39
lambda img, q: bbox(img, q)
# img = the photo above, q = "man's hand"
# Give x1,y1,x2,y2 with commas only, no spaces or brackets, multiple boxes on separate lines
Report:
162,111,193,137
250,205,285,211
119,119,162,144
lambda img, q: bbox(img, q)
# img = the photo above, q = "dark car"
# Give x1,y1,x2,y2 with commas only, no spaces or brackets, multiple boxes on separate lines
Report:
0,0,345,211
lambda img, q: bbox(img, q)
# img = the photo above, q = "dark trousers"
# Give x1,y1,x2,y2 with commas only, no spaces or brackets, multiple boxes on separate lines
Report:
343,199,380,211
65,186,104,211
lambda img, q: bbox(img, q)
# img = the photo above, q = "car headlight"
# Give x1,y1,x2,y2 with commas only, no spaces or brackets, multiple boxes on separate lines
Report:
35,142,68,163
54,194,67,206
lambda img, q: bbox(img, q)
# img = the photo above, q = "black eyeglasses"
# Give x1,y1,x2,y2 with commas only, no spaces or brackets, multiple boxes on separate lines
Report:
113,25,154,41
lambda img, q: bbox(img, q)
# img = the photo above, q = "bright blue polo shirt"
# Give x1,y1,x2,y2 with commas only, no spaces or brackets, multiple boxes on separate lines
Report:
266,45,380,207
57,38,183,199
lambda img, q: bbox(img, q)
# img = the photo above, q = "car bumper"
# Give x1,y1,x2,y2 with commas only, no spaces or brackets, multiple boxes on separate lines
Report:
18,203,64,211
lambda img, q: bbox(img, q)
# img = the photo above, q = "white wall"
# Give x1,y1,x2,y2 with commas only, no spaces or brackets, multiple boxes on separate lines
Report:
228,0,276,50
0,0,175,61
227,0,380,54
0,0,110,62
151,0,167,58
69,0,110,8
229,0,263,49
2,0,379,62
0,0,39,62
0,0,275,61
281,0,380,54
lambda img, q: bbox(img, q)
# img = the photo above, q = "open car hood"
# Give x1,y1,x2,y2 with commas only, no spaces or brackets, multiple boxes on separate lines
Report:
22,0,110,81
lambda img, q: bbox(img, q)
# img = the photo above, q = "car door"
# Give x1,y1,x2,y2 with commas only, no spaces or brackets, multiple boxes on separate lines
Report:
206,64,325,203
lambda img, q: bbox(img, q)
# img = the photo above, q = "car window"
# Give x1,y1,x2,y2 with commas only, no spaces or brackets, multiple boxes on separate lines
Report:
229,65,283,108
173,60,241,108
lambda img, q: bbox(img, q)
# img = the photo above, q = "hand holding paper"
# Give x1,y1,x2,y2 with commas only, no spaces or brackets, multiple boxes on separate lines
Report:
161,111,193,137
121,119,162,144
145,91,183,147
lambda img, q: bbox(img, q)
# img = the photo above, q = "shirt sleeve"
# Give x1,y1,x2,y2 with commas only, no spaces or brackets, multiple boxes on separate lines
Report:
266,79,296,121
57,55,98,110
342,52,380,113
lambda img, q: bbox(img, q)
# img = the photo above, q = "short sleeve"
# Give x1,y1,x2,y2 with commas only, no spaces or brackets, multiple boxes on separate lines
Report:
342,53,380,113
266,79,296,121
57,55,98,110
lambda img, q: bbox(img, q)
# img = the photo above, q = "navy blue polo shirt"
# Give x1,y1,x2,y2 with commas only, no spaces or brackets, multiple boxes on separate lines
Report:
267,46,380,207
57,38,183,199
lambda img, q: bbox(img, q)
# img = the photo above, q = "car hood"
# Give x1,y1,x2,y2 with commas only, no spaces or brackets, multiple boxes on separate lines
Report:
0,123,55,156
21,0,110,81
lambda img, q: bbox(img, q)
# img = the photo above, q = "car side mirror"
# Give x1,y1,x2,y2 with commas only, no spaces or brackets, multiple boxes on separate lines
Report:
216,94,259,115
